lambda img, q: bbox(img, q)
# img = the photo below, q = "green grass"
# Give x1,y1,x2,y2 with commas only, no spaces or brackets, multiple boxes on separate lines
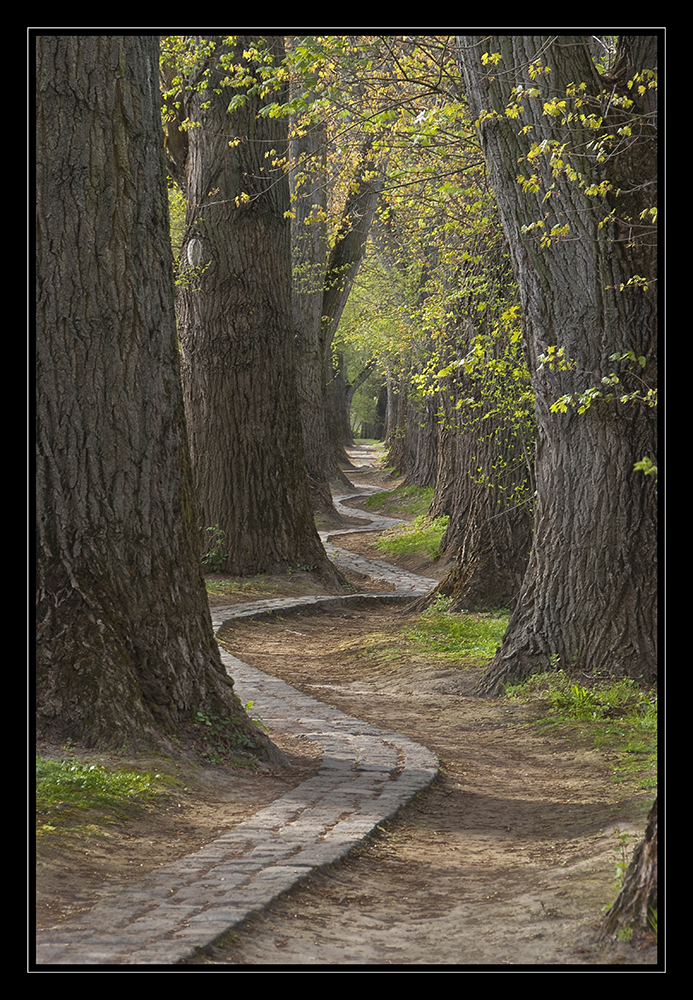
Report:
362,484,435,518
36,755,173,837
205,576,268,597
405,597,509,664
504,669,657,789
205,572,321,600
376,514,449,562
337,599,509,671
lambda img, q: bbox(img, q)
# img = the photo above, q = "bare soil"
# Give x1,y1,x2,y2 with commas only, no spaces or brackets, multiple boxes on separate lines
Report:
191,606,657,967
34,451,658,967
35,732,325,932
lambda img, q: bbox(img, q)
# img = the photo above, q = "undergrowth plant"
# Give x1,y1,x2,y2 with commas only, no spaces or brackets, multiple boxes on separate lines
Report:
201,523,228,572
36,756,171,837
193,703,267,766
376,514,449,562
504,669,657,789
406,598,510,664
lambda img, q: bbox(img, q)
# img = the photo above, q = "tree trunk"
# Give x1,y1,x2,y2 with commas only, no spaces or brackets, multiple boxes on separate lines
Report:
457,35,658,694
35,34,282,760
288,77,341,520
413,328,534,613
428,410,466,537
345,359,377,433
599,798,658,944
410,394,440,489
384,370,414,476
426,409,532,613
384,365,439,488
321,147,384,359
175,36,339,582
325,355,377,458
326,351,356,454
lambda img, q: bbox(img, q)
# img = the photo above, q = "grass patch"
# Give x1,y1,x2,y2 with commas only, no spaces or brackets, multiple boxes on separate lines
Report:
36,754,173,838
362,484,435,518
504,669,657,790
205,570,323,601
340,599,510,670
405,597,509,664
376,514,449,562
338,630,407,666
205,576,269,597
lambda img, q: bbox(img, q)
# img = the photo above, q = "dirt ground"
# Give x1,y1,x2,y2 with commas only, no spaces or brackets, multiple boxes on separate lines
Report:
190,606,657,967
34,451,659,968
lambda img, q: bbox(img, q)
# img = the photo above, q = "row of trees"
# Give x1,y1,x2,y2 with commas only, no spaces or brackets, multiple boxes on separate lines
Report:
313,34,657,698
36,36,657,772
35,29,658,944
317,34,659,939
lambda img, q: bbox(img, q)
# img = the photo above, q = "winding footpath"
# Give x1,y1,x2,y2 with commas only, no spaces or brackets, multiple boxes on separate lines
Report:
35,482,440,966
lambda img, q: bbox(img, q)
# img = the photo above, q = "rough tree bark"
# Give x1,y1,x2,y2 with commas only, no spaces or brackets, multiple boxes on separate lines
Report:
417,248,535,613
325,354,377,457
457,34,658,694
385,366,439,488
598,798,658,944
289,103,340,519
291,144,382,494
421,386,533,613
173,35,340,581
36,34,283,760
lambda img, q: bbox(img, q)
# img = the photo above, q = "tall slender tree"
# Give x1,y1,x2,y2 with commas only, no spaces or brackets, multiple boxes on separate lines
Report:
456,34,658,694
322,147,384,471
36,34,282,759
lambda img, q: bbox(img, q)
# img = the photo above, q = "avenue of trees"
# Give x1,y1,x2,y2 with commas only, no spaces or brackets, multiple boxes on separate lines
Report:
35,33,657,939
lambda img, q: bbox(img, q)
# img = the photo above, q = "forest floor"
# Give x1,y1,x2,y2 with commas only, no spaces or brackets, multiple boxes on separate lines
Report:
34,445,659,968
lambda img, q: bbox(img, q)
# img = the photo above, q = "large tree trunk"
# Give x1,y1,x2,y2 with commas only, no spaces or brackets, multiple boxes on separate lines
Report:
384,370,415,477
457,35,658,694
35,34,282,760
324,354,377,461
409,394,440,489
384,362,440,489
598,798,658,944
175,36,339,582
421,262,535,612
